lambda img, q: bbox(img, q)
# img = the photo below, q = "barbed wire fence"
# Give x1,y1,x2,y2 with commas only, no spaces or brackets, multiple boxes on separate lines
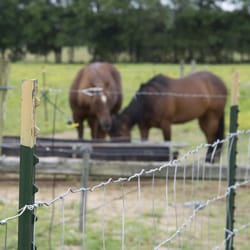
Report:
1,130,250,249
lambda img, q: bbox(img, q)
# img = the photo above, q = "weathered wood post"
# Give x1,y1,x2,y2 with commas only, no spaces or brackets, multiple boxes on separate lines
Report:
0,60,10,155
225,72,240,250
18,79,39,250
79,145,92,233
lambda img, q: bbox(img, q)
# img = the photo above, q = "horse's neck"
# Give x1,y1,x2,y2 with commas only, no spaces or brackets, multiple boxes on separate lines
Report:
122,97,143,128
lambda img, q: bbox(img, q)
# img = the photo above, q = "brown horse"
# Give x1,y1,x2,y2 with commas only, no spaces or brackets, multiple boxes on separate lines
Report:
69,62,122,139
109,71,227,162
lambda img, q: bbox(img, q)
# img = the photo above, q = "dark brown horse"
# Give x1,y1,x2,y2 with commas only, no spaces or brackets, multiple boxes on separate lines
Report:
69,62,122,139
109,71,227,162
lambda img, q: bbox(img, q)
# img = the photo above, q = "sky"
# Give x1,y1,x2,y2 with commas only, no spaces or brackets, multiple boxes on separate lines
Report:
218,1,241,11
161,0,241,11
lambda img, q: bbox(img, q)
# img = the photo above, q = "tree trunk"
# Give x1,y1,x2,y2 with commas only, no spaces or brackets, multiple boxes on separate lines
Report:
68,47,74,63
54,48,62,63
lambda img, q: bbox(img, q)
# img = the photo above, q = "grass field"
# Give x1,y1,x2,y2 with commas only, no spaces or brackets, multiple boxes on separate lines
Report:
3,62,250,146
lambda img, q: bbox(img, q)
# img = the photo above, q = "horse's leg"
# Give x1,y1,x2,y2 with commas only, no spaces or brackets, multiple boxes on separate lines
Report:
78,123,83,140
161,120,172,160
96,123,107,139
88,118,106,139
161,120,171,141
73,112,84,139
88,118,97,139
198,112,221,163
139,124,149,141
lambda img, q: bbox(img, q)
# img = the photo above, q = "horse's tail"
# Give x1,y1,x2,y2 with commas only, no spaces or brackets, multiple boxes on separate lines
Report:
206,112,225,163
216,112,225,142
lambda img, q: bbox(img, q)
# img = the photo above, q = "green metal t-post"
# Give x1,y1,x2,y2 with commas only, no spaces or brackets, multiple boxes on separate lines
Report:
18,79,39,250
225,72,240,250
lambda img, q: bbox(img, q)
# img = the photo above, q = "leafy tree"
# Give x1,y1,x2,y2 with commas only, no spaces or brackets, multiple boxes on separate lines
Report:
0,0,26,60
24,1,66,63
168,0,236,63
1,0,250,63
230,8,250,61
83,10,125,61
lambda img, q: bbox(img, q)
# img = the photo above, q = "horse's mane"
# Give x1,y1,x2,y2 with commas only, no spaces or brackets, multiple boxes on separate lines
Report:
121,74,168,128
139,74,169,92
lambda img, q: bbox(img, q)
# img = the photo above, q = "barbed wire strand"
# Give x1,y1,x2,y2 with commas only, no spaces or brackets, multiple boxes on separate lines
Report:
121,183,125,250
61,197,65,250
137,175,142,250
4,223,7,250
165,165,170,241
181,160,187,248
48,175,56,250
151,172,156,247
173,161,181,247
101,186,106,250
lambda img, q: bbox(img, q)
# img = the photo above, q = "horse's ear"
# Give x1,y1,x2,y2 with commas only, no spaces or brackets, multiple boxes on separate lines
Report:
139,82,146,89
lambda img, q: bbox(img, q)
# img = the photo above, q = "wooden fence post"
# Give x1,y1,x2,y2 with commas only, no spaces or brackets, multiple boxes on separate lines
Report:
0,60,10,155
18,79,39,250
225,71,240,250
79,145,92,233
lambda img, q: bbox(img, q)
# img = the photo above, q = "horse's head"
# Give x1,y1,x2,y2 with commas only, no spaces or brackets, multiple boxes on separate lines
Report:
109,114,131,142
91,92,113,132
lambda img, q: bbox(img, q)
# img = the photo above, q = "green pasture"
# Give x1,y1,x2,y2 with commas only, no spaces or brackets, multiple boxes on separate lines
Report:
4,62,250,146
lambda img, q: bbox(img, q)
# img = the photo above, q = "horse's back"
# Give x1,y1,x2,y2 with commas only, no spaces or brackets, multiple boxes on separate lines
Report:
69,62,122,110
186,71,227,94
184,71,227,111
134,71,227,124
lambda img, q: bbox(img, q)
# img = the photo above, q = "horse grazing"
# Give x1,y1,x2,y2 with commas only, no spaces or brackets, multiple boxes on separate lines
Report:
69,62,122,139
110,71,227,162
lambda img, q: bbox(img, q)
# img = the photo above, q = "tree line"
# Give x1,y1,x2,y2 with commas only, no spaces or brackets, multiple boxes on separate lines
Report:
1,0,250,63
